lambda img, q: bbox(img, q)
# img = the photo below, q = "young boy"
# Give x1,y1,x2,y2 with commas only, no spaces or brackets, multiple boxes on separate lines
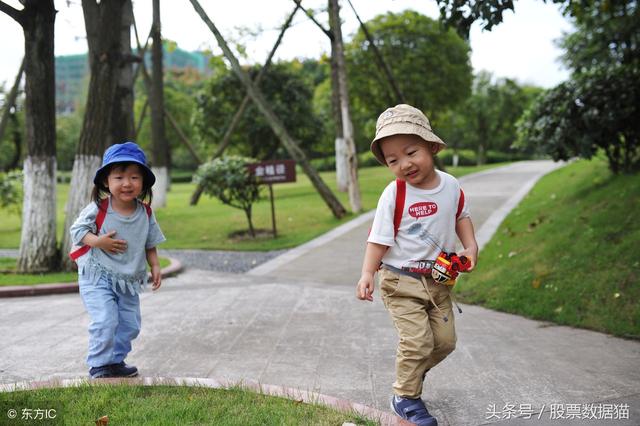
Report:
356,104,478,426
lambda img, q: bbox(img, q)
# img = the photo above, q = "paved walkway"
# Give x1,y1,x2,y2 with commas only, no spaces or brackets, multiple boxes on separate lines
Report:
1,161,639,425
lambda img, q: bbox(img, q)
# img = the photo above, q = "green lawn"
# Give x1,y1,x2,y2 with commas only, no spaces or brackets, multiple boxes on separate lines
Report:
0,164,504,252
456,157,640,338
2,384,376,425
0,257,171,286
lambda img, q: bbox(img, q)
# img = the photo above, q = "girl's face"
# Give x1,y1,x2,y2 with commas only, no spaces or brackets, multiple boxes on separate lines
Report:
105,163,144,205
380,134,439,189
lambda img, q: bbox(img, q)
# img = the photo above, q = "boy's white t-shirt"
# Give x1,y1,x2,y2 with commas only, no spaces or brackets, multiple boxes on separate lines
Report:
368,170,470,275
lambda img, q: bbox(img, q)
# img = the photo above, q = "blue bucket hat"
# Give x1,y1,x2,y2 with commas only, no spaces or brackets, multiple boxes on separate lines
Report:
93,142,156,186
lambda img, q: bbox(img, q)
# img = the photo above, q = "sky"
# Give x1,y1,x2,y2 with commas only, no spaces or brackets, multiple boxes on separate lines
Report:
0,0,573,90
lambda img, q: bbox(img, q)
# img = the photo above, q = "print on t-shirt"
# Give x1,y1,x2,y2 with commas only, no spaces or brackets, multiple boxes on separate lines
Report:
404,220,445,274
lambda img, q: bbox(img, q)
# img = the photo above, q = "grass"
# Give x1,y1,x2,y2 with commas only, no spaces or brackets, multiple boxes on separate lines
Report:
456,157,640,338
0,163,506,252
0,257,171,287
0,384,377,425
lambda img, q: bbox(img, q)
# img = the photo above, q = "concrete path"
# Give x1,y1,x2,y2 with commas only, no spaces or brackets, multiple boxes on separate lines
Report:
1,161,639,425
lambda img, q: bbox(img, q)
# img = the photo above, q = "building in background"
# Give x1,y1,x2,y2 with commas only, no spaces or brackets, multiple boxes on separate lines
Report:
55,44,211,115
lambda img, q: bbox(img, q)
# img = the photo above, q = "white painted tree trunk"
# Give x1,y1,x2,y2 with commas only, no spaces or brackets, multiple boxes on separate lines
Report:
17,156,58,273
329,0,361,212
151,166,168,208
60,154,101,270
335,137,348,192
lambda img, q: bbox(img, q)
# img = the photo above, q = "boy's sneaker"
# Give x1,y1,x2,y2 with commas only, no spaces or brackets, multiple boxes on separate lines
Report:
390,395,438,426
109,362,138,377
89,365,114,379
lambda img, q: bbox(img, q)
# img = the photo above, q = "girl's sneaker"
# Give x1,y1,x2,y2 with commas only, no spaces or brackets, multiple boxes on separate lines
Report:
89,365,114,379
109,362,138,377
391,395,438,426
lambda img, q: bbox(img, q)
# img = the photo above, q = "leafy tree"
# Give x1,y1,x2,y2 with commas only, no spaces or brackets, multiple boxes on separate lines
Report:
433,0,597,39
343,11,472,152
516,0,639,174
438,72,542,163
517,64,640,173
192,61,322,160
558,0,638,72
194,156,261,237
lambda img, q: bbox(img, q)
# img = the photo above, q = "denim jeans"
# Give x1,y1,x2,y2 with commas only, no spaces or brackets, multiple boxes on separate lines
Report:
79,272,141,368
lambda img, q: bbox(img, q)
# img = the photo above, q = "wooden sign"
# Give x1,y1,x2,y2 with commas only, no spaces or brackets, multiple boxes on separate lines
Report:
248,160,296,184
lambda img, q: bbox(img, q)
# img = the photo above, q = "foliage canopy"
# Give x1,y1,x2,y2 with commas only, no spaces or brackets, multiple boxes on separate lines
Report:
192,61,321,160
344,11,472,151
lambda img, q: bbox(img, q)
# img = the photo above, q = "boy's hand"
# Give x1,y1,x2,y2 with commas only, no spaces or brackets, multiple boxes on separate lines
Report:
356,272,375,302
95,230,128,254
150,264,162,290
458,247,478,272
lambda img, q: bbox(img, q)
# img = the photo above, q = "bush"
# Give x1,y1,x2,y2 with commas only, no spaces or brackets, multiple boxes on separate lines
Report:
0,170,23,215
194,156,261,237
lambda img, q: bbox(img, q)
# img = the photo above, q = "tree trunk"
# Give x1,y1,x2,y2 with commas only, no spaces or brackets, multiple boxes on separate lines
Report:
60,0,126,271
7,112,22,170
330,40,347,192
189,0,346,218
328,0,362,212
150,0,169,208
244,206,255,238
0,1,59,272
0,57,24,145
328,2,346,192
110,0,135,146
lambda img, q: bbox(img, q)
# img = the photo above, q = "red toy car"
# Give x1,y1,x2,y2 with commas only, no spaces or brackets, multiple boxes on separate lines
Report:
431,251,471,285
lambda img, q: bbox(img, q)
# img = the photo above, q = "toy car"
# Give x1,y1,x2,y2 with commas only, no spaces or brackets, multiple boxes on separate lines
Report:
431,251,471,285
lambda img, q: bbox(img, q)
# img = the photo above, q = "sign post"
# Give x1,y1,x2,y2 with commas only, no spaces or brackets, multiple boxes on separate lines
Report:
248,159,296,237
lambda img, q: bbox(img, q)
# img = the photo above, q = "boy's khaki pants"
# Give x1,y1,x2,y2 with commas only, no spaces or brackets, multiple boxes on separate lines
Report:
379,267,456,398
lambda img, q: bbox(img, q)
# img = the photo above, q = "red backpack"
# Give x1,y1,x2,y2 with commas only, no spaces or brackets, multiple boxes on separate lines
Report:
69,198,152,261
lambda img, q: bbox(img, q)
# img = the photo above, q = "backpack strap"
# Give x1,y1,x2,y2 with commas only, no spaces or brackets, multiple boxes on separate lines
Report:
69,198,109,260
393,178,406,238
455,188,465,220
142,202,152,217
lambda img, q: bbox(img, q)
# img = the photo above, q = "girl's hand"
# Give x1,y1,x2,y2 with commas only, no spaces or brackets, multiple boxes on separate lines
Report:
95,231,128,254
356,273,375,302
458,246,478,272
150,264,162,290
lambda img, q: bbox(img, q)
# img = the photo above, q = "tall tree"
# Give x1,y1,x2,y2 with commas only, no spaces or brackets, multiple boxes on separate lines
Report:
61,0,127,270
328,0,362,213
189,0,347,218
517,0,639,174
0,1,57,273
345,11,472,151
150,0,169,208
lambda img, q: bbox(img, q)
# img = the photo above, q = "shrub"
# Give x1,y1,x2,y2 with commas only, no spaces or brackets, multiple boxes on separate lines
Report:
194,156,261,237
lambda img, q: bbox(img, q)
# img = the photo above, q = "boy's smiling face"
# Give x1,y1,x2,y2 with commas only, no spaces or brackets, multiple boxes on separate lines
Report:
380,134,439,189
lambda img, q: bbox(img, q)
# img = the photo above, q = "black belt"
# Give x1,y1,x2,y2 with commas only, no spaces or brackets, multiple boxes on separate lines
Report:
382,263,431,281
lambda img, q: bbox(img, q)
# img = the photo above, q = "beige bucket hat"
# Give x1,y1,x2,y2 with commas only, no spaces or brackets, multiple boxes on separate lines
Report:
370,104,446,165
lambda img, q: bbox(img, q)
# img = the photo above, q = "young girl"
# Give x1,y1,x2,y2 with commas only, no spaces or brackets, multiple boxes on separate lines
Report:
70,141,165,379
